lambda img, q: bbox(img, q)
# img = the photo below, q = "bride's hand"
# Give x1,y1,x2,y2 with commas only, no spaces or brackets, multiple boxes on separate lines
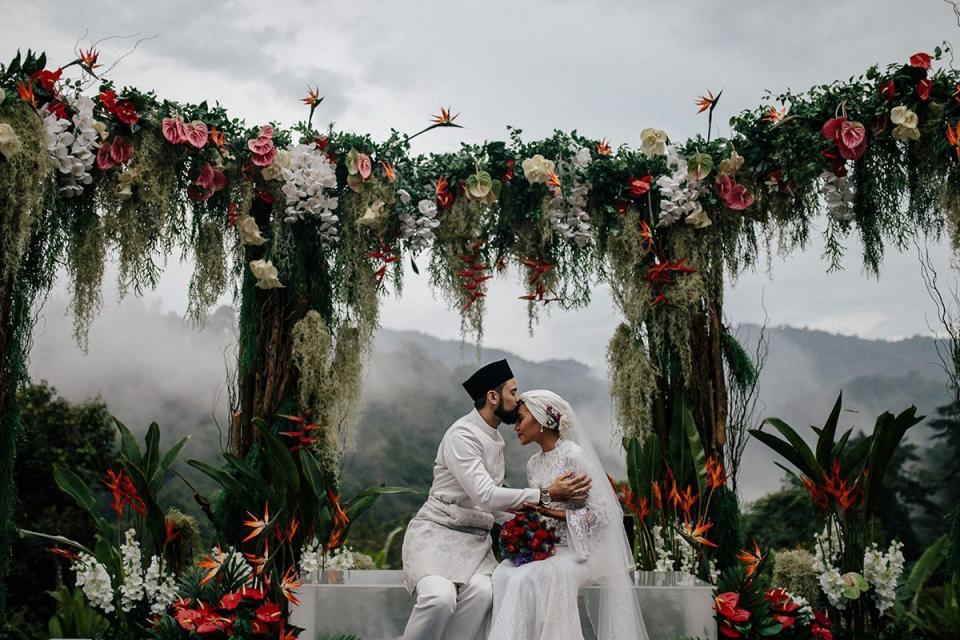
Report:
547,471,591,501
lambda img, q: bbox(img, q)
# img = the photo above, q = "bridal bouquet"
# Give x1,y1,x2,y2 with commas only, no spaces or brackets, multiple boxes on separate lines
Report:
499,510,557,566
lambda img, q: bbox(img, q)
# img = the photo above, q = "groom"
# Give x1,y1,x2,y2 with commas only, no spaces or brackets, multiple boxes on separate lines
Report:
401,359,592,640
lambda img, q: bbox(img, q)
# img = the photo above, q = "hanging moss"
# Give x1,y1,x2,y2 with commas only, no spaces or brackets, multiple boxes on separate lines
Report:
186,219,228,324
607,323,657,439
100,128,183,297
329,325,363,454
0,101,50,290
65,203,105,350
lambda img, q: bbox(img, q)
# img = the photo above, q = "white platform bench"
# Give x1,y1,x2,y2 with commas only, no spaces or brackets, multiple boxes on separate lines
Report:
290,570,717,640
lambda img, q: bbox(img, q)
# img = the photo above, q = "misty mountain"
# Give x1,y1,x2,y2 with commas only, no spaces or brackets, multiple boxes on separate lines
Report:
23,296,951,537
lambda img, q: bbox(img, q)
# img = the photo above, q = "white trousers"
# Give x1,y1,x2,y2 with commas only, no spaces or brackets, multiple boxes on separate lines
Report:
401,573,493,640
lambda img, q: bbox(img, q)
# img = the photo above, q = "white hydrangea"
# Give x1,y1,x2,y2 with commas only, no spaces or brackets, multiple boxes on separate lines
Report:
72,553,115,613
43,95,101,198
119,528,144,612
821,171,855,222
399,198,441,252
280,144,340,248
656,147,709,228
143,555,178,615
864,540,904,615
326,545,357,570
300,536,323,577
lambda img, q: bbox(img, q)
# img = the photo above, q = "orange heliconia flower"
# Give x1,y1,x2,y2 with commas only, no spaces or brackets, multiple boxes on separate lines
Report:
16,82,36,107
77,47,101,70
280,566,304,606
431,106,460,126
243,540,270,576
382,160,396,182
546,170,562,191
682,518,719,548
737,539,765,577
208,126,227,149
198,545,226,586
243,504,271,543
596,138,612,156
302,86,323,107
947,121,960,159
763,106,790,124
325,486,350,551
706,456,728,491
696,90,720,114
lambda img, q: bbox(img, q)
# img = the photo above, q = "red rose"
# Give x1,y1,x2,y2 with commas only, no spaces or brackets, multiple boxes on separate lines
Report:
918,78,932,101
628,175,653,198
880,80,895,100
114,100,139,126
98,90,117,113
505,544,517,554
534,528,551,540
910,52,932,71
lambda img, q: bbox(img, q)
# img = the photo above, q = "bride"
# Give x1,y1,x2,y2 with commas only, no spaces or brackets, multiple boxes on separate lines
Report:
488,390,649,640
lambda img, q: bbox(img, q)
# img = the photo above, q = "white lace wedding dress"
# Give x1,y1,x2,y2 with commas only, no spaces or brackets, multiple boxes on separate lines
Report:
488,438,648,640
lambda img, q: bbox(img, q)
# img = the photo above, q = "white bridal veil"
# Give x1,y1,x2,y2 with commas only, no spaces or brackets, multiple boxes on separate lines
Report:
520,389,650,640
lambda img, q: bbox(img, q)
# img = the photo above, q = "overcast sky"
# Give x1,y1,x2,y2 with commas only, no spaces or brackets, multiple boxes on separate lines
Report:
5,0,960,369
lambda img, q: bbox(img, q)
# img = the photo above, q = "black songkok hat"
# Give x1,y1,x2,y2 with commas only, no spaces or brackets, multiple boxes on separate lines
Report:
462,359,514,402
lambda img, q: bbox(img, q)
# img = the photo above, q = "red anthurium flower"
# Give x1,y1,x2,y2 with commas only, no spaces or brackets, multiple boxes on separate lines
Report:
714,592,751,623
98,90,117,113
716,174,754,210
30,68,62,92
628,175,653,198
46,99,68,120
947,121,960,159
837,120,867,160
880,79,896,100
918,78,933,101
765,588,801,629
255,601,282,623
910,52,932,71
220,592,242,611
821,117,846,142
114,100,139,126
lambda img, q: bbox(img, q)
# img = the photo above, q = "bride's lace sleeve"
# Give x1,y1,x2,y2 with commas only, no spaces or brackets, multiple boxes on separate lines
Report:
562,442,608,560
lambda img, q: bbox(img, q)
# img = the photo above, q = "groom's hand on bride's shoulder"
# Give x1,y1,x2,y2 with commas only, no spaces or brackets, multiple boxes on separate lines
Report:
547,471,591,501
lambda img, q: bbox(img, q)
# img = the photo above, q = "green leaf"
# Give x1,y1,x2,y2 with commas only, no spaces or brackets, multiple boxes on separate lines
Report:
18,529,95,556
903,534,947,607
816,392,843,467
143,421,161,475
298,448,329,504
187,459,260,513
53,466,112,540
260,427,300,495
410,256,420,275
152,435,190,492
113,417,143,467
756,417,821,478
223,453,277,505
683,402,708,499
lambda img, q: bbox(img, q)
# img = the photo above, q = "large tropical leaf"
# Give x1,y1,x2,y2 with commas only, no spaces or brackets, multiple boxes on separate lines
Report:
187,459,260,513
815,392,843,467
754,417,821,479
18,529,94,556
258,421,300,496
53,466,112,540
152,435,190,492
113,417,143,467
750,428,818,480
903,534,947,608
863,406,923,517
143,421,161,477
298,448,329,504
682,402,708,499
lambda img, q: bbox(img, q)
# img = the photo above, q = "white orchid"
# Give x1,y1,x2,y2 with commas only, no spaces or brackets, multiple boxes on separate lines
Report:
236,214,267,246
281,144,340,248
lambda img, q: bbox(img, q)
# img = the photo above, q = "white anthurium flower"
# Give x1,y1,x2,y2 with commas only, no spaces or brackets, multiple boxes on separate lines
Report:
117,169,138,199
237,214,267,246
573,146,592,169
0,122,23,159
521,154,555,184
640,128,668,157
718,150,744,176
356,199,387,229
397,188,412,205
92,120,109,141
890,105,920,141
249,259,284,289
685,207,712,229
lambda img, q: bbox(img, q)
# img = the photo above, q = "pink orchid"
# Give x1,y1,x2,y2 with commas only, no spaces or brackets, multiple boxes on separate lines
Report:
162,116,189,145
186,121,209,149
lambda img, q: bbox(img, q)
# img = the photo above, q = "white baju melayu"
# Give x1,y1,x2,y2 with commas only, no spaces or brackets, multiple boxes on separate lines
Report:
401,409,540,640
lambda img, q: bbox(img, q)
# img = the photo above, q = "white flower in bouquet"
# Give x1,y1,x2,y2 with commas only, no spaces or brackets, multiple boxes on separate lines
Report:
326,545,357,570
262,148,292,181
356,199,387,230
657,147,708,228
43,95,101,197
652,525,675,572
521,154,556,184
117,168,138,200
399,199,440,253
299,537,324,576
249,259,284,289
281,144,340,248
864,540,904,614
821,171,855,222
72,553,115,613
640,128,668,157
675,531,698,574
144,555,179,615
119,528,145,612
0,122,23,160
236,214,267,246
572,146,592,169
890,106,920,142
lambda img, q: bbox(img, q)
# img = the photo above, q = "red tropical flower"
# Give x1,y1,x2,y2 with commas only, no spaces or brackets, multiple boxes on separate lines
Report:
16,82,36,107
880,79,896,101
198,545,227,586
431,106,460,126
910,52,932,71
114,100,139,126
98,89,117,113
918,78,933,101
628,175,652,198
706,456,727,491
78,48,101,71
280,566,304,606
435,176,454,209
254,601,282,623
596,138,612,156
714,592,751,623
243,503,271,543
325,486,350,551
765,588,801,629
947,121,960,159
736,539,764,578
30,68,62,92
682,518,718,548
696,90,721,114
302,86,323,107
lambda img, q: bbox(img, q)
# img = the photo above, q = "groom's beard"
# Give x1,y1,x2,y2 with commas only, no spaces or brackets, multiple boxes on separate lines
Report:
494,399,520,425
